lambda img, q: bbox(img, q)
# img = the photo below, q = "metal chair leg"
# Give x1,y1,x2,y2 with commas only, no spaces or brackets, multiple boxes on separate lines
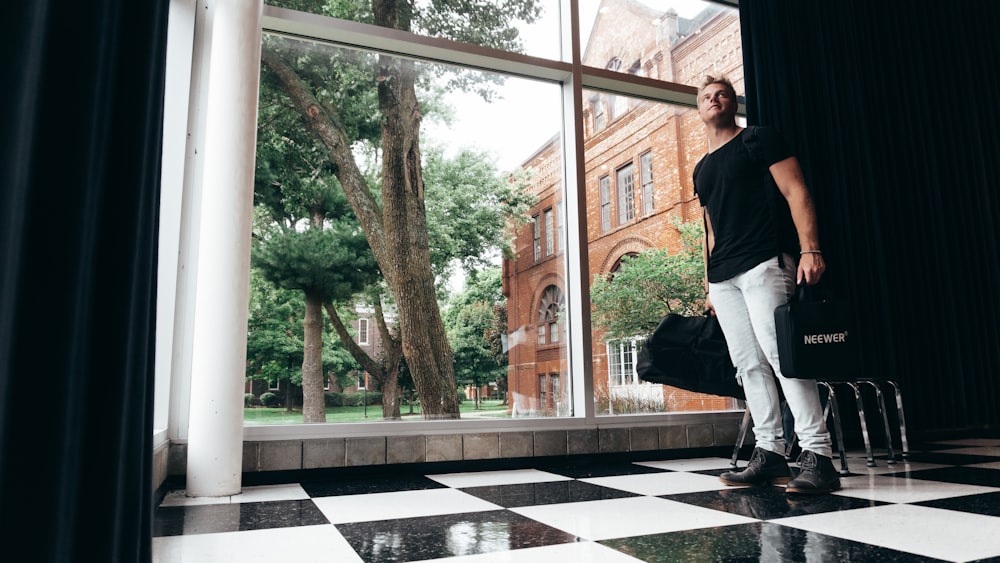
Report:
731,406,753,468
884,380,910,459
818,382,850,475
843,381,876,467
861,379,897,464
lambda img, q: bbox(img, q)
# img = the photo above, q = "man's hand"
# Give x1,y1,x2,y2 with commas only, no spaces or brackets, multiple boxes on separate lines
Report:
797,253,826,285
705,293,716,316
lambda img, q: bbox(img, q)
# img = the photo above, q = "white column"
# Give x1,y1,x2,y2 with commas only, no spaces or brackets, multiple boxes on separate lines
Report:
185,0,262,497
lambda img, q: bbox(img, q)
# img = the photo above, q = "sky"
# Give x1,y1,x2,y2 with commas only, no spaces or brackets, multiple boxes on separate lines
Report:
422,1,717,172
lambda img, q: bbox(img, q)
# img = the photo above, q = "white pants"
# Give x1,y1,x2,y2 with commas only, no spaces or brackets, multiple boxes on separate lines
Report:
710,256,833,458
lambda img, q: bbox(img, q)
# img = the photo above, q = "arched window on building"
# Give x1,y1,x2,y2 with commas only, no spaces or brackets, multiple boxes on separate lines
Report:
536,285,564,347
605,57,628,121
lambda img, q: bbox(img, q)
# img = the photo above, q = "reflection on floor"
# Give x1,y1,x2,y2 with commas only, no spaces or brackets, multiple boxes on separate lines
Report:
153,439,1000,562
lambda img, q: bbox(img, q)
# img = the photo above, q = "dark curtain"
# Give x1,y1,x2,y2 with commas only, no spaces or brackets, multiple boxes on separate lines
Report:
0,1,168,561
740,1,1000,437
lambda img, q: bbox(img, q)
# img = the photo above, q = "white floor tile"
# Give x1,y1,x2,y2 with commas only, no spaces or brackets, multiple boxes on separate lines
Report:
411,541,644,562
772,504,1000,562
153,525,361,563
581,471,729,496
634,457,736,472
838,460,949,475
312,488,501,524
236,483,311,503
512,496,756,542
833,474,999,503
159,483,310,507
426,469,572,488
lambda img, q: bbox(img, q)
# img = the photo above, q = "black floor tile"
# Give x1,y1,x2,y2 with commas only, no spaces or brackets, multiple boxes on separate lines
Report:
600,522,945,563
893,451,1000,466
153,499,328,537
301,473,447,497
459,479,638,507
661,485,884,520
888,466,1000,487
538,461,666,479
334,509,577,562
538,461,669,478
915,490,1000,518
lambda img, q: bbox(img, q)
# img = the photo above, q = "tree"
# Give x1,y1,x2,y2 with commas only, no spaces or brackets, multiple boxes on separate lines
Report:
444,268,507,408
322,288,405,419
260,0,541,418
253,96,382,422
590,218,707,341
246,269,305,408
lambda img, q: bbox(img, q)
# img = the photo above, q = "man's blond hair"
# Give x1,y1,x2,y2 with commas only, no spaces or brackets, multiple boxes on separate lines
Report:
698,75,737,101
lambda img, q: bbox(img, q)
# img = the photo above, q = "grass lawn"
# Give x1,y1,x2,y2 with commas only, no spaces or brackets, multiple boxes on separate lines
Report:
244,399,510,424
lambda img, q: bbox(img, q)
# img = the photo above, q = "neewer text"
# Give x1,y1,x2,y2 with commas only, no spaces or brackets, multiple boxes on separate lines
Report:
803,332,847,344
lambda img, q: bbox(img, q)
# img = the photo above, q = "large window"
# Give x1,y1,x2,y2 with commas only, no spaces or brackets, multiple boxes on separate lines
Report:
544,208,554,257
357,318,369,345
616,163,636,226
640,151,655,215
599,175,611,232
239,1,742,429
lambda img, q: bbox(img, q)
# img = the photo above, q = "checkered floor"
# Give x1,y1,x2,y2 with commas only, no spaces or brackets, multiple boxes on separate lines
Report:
153,439,1000,562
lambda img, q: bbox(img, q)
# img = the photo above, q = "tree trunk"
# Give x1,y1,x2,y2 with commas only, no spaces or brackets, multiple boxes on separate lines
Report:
380,370,400,419
262,38,459,419
301,288,326,423
373,15,458,417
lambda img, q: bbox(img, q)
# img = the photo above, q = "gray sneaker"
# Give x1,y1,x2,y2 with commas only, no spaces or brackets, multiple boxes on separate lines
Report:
720,447,792,486
786,450,842,494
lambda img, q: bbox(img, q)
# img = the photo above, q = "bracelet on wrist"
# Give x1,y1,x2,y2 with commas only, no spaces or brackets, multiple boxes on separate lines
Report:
800,250,823,255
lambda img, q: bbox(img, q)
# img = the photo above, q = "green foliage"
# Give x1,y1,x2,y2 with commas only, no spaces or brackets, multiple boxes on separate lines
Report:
260,392,281,408
253,222,380,301
444,267,507,389
245,269,304,381
255,0,543,416
322,336,358,389
422,146,536,280
590,219,707,341
343,391,382,406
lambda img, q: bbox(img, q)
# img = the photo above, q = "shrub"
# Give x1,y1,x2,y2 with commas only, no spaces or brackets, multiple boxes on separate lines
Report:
343,391,382,406
457,390,467,403
324,392,343,407
244,393,255,407
260,392,280,407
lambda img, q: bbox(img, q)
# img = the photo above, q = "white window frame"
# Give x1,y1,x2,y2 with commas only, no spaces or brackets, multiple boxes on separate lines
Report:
357,318,369,345
544,207,554,256
616,162,635,226
640,151,654,215
599,175,611,232
214,2,744,441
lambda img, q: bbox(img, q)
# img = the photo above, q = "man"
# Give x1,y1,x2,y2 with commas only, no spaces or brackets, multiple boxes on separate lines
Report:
693,75,840,494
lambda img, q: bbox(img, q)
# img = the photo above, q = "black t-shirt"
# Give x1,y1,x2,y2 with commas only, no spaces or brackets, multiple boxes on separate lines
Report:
693,126,798,283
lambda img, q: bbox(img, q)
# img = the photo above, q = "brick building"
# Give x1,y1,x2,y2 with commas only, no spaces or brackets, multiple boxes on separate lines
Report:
503,0,744,416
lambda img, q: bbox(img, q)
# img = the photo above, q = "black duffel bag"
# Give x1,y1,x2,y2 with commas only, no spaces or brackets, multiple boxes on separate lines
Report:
636,313,744,400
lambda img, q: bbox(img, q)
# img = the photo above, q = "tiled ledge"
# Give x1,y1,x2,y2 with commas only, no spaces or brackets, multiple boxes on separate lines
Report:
160,417,746,479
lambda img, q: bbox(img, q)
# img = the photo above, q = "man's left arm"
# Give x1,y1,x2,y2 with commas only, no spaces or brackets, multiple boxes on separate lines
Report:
770,156,826,285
